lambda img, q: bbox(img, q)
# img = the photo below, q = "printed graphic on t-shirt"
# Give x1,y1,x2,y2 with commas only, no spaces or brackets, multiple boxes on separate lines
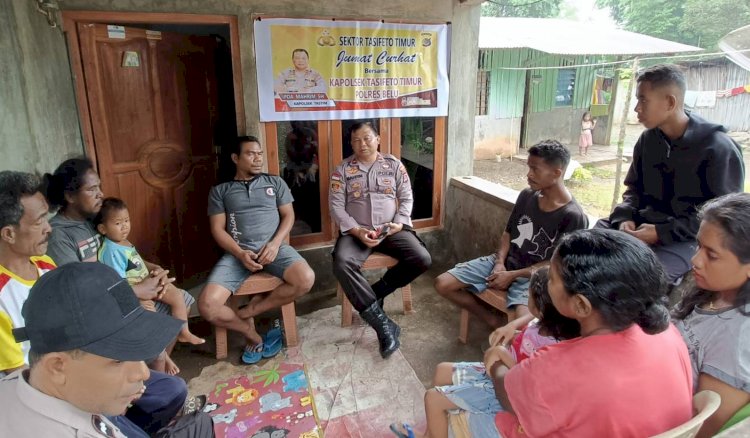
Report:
77,236,99,262
510,215,559,261
228,212,242,243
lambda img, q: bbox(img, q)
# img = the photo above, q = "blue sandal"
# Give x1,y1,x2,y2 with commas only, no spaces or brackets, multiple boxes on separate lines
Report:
262,320,283,358
241,343,264,365
389,423,415,438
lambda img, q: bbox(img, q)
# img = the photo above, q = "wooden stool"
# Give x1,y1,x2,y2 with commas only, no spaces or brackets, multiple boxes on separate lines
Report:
337,252,414,327
458,288,509,344
214,272,299,360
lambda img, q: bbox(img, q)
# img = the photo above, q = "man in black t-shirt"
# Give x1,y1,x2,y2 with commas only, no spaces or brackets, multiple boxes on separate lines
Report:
435,140,588,330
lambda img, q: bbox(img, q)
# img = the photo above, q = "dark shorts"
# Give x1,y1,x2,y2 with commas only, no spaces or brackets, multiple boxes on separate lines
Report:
206,244,304,294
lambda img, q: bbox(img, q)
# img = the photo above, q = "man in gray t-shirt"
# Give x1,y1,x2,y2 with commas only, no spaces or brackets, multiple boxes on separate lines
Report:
198,136,314,364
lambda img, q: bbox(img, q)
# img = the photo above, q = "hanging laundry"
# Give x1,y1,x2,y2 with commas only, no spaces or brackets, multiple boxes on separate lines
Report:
684,90,699,107
695,91,717,108
716,84,750,98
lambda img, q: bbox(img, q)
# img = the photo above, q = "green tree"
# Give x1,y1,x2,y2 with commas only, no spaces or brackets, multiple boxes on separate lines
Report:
482,0,563,18
680,0,750,49
596,0,750,49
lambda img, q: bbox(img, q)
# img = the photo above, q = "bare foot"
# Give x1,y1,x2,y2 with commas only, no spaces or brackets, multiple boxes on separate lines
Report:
177,327,205,345
244,317,263,346
165,355,180,375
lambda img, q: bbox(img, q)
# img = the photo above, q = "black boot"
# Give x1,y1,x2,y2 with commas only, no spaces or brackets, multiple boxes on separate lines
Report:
372,280,392,312
360,301,401,358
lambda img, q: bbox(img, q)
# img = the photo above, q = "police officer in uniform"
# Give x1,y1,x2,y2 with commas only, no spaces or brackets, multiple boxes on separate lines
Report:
274,48,327,94
329,122,432,358
0,263,186,438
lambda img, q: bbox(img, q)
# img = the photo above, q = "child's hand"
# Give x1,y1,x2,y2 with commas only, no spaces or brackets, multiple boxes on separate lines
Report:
483,345,507,370
490,323,518,347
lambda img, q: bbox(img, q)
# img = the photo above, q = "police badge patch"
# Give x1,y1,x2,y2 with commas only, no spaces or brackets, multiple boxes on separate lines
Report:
92,415,117,437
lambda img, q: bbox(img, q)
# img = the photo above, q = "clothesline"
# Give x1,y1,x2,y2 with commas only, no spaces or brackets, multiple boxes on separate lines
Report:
485,48,750,71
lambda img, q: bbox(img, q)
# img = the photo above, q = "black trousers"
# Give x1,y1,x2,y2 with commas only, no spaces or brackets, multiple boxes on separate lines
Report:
595,218,696,283
332,229,432,312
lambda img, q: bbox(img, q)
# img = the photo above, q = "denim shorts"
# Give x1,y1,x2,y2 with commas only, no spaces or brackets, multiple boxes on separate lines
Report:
206,244,304,294
435,362,502,437
448,254,530,308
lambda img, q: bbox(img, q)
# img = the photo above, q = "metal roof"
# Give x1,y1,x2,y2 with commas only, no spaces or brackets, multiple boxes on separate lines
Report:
719,24,750,71
479,17,703,55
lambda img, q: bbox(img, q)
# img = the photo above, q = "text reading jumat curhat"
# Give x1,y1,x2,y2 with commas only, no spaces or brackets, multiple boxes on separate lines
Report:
14,262,183,361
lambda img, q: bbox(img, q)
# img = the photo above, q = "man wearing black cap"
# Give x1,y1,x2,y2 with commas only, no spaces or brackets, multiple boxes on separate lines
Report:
0,262,186,437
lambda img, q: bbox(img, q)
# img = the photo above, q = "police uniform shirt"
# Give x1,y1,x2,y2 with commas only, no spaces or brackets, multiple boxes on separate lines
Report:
329,153,414,232
274,68,327,94
0,370,126,437
207,175,294,253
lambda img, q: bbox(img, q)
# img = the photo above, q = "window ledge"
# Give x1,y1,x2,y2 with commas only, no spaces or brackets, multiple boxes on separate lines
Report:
450,176,520,209
450,176,599,227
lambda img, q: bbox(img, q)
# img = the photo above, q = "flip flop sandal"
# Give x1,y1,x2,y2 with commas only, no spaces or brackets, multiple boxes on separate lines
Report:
389,422,415,438
241,343,264,365
181,394,206,416
262,324,283,358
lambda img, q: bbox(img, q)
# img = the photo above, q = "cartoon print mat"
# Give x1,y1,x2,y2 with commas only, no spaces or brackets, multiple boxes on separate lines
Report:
204,363,321,438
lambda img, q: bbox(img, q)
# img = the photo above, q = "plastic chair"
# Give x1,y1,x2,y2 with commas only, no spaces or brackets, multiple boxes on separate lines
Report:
337,252,414,327
447,390,720,438
650,390,721,438
458,287,509,343
214,273,298,360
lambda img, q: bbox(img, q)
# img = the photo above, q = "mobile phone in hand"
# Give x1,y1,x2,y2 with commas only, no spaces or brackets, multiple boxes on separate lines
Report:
376,225,391,239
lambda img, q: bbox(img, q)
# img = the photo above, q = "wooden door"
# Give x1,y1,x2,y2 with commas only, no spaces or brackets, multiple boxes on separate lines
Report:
77,23,219,281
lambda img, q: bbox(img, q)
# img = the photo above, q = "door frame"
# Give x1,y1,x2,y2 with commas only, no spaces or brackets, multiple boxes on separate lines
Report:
62,11,246,169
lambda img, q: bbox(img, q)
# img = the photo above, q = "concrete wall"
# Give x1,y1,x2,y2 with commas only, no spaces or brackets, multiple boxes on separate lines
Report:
0,0,84,174
527,109,611,150
445,3,480,180
525,106,585,149
473,116,521,160
443,176,518,266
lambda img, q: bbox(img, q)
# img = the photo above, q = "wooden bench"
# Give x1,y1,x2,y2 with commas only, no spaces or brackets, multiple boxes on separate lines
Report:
337,252,415,327
214,272,298,360
458,288,509,344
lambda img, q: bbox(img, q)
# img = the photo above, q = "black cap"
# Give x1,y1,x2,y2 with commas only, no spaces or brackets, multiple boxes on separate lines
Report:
13,262,183,361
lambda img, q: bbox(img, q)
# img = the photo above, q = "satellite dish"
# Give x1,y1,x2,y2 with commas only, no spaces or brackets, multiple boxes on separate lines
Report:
719,24,750,71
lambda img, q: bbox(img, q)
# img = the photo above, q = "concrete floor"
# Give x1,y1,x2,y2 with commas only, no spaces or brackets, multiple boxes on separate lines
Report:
170,266,495,388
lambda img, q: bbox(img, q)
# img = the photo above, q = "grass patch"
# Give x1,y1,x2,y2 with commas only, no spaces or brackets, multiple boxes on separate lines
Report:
567,180,628,218
583,164,615,179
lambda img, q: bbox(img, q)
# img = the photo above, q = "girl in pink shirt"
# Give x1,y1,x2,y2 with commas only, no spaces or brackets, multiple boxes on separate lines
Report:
578,111,596,156
488,266,579,369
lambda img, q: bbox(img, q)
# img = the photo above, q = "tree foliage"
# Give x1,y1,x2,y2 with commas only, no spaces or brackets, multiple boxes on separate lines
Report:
482,0,563,18
596,0,750,49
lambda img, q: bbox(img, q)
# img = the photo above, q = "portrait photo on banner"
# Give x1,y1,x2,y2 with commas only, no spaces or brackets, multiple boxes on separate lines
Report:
254,17,450,121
